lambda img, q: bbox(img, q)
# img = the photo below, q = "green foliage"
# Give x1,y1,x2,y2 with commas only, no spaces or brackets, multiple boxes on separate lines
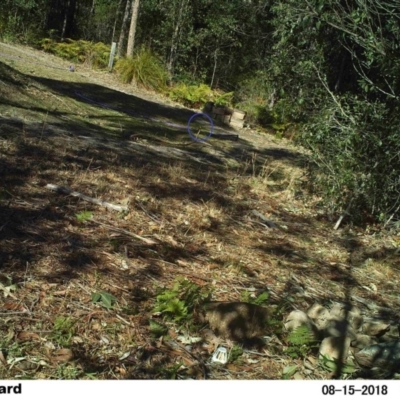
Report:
234,71,276,126
75,211,93,222
228,345,243,363
240,290,270,306
0,0,46,44
149,320,169,338
319,354,356,375
55,365,81,379
284,325,317,358
214,90,234,107
168,83,213,108
282,364,298,379
40,39,110,69
168,82,233,109
91,291,117,310
301,95,400,223
115,48,168,91
153,277,212,323
159,362,184,379
51,317,75,347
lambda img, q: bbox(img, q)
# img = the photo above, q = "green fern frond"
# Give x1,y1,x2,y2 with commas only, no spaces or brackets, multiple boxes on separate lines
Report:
287,325,316,346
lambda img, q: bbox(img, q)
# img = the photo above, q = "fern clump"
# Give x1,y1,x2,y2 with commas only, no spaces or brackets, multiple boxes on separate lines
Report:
115,47,167,91
153,277,212,323
285,325,318,358
168,83,233,109
40,38,110,69
168,83,213,108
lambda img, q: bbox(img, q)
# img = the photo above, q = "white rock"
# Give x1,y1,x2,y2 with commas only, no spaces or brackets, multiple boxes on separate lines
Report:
284,310,316,332
319,336,351,362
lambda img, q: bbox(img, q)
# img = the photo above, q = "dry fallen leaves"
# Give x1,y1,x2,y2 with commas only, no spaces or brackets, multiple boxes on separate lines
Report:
52,348,74,364
17,332,41,343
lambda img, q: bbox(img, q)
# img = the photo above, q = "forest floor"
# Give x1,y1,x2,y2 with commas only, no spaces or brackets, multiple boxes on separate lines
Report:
0,41,399,380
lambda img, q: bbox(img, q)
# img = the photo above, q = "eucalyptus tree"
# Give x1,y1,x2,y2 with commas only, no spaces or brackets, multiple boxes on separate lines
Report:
126,0,140,57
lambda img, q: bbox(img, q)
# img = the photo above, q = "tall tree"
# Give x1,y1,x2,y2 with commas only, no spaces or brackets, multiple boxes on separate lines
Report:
126,0,140,57
117,0,131,56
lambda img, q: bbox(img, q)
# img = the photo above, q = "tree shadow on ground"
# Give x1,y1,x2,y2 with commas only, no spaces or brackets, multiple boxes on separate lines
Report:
1,60,399,379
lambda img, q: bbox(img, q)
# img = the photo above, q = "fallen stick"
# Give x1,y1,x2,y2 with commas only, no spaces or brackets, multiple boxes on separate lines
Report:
334,198,353,230
91,220,158,246
46,183,128,212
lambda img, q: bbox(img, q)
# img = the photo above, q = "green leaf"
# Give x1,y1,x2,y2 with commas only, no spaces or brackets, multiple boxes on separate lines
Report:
149,320,169,337
91,291,116,309
282,364,298,379
75,211,93,222
254,291,269,305
91,292,102,303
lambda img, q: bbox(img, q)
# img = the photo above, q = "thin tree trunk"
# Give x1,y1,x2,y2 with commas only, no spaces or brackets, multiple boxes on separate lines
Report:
61,0,76,40
126,0,140,57
61,0,69,40
111,0,123,44
210,49,218,89
90,0,96,15
117,0,131,57
167,0,188,80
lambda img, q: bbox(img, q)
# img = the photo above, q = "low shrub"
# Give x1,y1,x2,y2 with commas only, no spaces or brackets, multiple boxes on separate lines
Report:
168,82,233,109
40,38,110,69
115,47,167,91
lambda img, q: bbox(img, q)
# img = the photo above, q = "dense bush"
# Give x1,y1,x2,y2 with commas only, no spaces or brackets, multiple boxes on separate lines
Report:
301,95,400,223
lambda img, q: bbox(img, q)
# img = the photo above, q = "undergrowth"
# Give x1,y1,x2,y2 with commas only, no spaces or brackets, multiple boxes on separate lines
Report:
115,47,167,91
168,82,233,109
153,277,212,324
40,38,110,68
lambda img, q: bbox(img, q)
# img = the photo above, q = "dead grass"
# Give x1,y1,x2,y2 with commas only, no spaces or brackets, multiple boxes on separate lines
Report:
0,42,400,380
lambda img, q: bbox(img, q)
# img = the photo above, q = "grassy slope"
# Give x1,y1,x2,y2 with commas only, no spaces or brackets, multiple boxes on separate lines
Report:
0,42,399,380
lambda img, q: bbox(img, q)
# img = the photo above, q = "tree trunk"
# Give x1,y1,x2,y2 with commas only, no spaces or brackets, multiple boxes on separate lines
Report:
210,49,218,89
111,0,124,44
167,0,188,81
126,0,140,57
117,0,131,57
61,0,77,40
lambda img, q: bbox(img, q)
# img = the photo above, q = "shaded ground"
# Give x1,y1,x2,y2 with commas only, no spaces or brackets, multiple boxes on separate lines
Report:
0,42,399,380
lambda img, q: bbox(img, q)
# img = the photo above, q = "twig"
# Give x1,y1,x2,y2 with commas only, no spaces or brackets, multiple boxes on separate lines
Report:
116,314,134,327
135,200,160,223
91,219,158,245
334,198,353,230
46,183,128,212
384,202,400,228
